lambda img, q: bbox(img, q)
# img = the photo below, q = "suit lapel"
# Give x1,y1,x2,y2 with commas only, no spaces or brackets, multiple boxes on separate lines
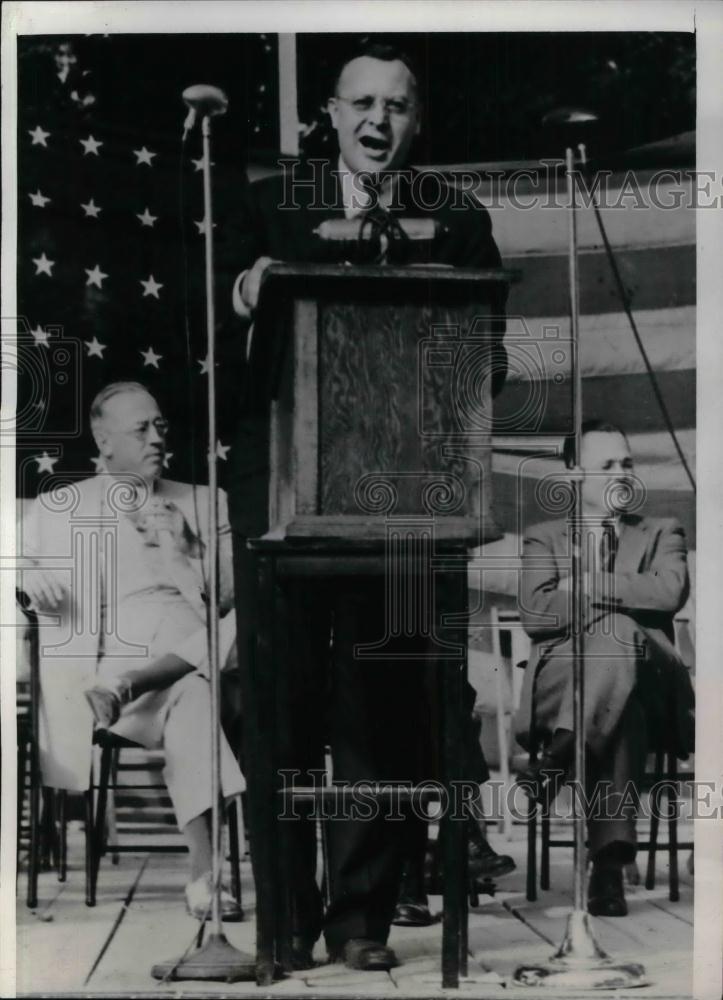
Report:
318,159,345,217
615,515,650,573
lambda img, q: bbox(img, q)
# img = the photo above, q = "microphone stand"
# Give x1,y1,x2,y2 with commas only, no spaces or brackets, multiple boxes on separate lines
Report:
513,141,647,991
151,103,255,984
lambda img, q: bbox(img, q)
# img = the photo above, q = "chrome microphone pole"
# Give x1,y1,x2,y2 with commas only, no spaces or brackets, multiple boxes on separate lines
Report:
152,85,255,984
513,126,646,991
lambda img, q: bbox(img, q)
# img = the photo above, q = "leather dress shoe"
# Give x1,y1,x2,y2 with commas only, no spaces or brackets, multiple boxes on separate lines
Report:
392,900,434,927
425,830,515,894
587,864,628,917
330,938,398,971
290,935,316,970
468,828,516,879
393,854,433,926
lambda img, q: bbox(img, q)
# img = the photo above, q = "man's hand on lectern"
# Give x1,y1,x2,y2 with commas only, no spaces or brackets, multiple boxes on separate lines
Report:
239,256,276,314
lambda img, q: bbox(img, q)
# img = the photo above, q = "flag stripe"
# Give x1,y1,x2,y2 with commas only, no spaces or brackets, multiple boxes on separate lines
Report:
494,369,695,436
504,243,694,317
481,180,695,257
503,306,694,380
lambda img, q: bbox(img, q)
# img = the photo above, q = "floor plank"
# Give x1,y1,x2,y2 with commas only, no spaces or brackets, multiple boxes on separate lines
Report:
16,820,696,997
17,859,142,993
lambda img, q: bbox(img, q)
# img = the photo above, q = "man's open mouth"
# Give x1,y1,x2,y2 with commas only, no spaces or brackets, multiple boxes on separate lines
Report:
359,136,390,152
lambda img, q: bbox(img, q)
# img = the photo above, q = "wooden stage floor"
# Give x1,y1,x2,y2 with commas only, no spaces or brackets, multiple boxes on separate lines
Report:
17,818,693,998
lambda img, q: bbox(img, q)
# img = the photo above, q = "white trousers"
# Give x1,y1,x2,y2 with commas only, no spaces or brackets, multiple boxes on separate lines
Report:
100,605,244,831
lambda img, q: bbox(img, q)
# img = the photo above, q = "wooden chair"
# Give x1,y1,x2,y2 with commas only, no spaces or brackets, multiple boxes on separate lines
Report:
489,606,694,903
18,594,244,910
85,732,244,908
529,746,693,903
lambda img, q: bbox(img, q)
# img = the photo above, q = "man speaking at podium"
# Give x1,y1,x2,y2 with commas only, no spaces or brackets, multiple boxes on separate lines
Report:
222,40,507,971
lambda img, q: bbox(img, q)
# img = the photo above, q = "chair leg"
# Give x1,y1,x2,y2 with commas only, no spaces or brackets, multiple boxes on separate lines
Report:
540,809,551,891
228,797,244,913
320,816,332,910
645,751,663,890
107,751,119,865
526,804,537,903
40,788,54,870
26,774,41,910
667,753,680,902
17,736,28,861
84,789,95,907
86,746,112,907
56,790,67,883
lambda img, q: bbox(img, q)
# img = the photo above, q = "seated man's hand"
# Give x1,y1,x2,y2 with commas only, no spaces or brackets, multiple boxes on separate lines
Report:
142,499,193,556
238,255,275,313
18,566,67,610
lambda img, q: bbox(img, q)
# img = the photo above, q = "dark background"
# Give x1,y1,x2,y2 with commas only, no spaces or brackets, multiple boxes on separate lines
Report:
296,32,695,164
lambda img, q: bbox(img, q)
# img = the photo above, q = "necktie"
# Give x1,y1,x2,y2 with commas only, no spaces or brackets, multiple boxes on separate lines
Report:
600,519,618,572
357,174,408,264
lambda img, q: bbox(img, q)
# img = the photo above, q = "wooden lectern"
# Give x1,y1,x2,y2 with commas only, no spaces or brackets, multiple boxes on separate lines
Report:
242,263,514,987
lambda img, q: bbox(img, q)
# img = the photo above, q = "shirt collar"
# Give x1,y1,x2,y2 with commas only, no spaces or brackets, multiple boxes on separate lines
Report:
338,156,372,219
337,156,400,219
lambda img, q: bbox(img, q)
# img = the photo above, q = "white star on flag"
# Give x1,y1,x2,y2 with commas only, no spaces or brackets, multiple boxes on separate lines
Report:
140,346,163,368
136,207,157,227
194,218,218,235
85,336,107,358
133,146,156,166
140,275,163,298
29,190,51,208
91,456,107,472
34,452,58,474
212,441,230,461
191,157,214,172
32,253,55,276
31,325,51,348
80,134,103,156
81,198,102,218
29,125,50,146
197,356,214,374
163,452,174,469
85,264,108,289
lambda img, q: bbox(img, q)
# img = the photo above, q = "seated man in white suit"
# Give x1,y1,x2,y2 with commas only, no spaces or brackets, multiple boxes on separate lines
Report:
19,381,244,920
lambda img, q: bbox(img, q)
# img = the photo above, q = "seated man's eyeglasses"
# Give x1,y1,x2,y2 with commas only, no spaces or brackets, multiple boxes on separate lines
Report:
125,418,170,441
336,95,416,118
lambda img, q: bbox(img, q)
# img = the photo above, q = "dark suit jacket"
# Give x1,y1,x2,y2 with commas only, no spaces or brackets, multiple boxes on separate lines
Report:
216,158,505,293
513,513,695,756
218,157,508,536
221,159,502,786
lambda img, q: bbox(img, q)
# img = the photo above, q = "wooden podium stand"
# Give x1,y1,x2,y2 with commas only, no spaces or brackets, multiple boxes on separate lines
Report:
243,264,514,987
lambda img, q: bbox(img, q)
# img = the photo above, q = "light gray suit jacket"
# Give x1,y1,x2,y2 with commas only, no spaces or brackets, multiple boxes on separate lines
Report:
513,513,694,756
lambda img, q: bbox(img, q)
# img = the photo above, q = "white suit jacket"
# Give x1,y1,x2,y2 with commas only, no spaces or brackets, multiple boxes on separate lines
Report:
19,474,234,791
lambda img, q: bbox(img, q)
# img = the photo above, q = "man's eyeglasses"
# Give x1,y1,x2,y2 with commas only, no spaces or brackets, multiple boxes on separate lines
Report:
123,418,169,441
335,95,416,118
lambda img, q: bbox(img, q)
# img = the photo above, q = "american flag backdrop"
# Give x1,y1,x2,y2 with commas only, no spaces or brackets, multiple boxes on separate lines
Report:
16,32,696,550
16,33,279,499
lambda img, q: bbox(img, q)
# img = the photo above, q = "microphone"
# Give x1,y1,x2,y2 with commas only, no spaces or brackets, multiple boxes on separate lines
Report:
314,218,440,242
182,84,229,134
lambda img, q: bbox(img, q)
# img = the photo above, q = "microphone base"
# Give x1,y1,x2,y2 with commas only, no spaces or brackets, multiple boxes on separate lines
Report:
513,910,648,990
151,932,257,983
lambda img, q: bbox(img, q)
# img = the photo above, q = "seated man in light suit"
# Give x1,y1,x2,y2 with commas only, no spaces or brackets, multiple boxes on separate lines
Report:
19,381,244,919
514,419,695,917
